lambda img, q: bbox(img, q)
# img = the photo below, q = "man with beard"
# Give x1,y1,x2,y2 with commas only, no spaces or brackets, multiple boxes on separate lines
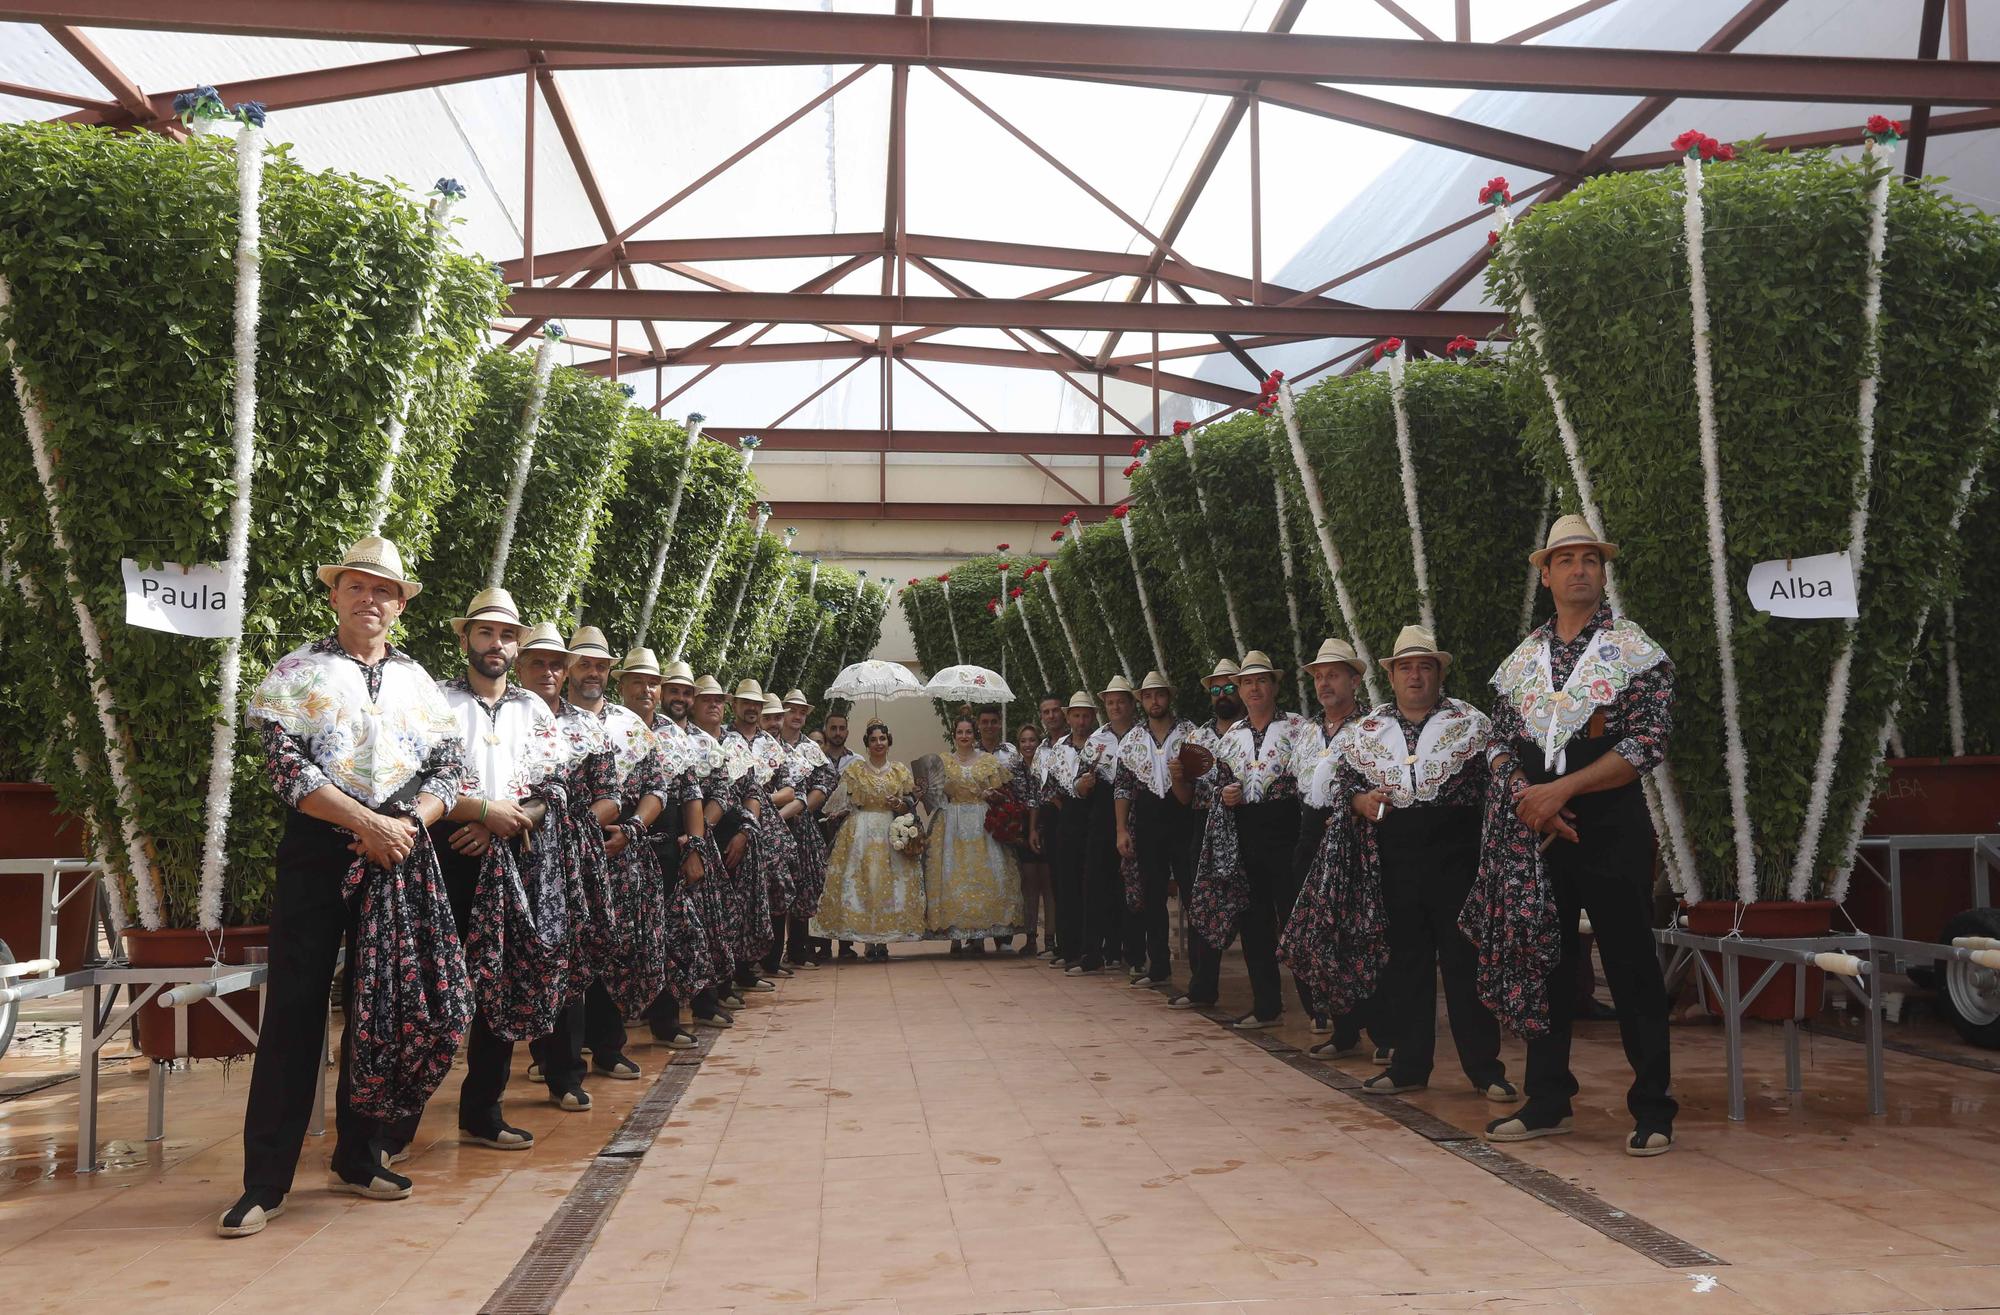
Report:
689,675,752,1013
1114,671,1195,990
723,680,783,993
518,625,631,1108
976,706,1020,769
1073,676,1137,976
1045,692,1099,973
1284,639,1391,1060
1028,693,1068,960
756,693,803,979
778,689,836,967
1328,627,1513,1102
1166,659,1240,1011
416,588,563,1154
222,537,465,1237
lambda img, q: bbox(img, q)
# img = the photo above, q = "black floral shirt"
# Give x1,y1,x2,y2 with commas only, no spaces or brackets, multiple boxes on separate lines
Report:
258,633,465,812
1488,604,1674,776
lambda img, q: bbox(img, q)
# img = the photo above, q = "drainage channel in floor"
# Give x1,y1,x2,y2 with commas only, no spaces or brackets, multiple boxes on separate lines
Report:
478,1031,716,1315
1198,1007,1725,1271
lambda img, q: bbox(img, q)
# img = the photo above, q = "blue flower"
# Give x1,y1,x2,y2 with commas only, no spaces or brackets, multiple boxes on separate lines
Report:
173,85,222,119
687,411,706,424
785,526,799,537
233,101,266,127
739,435,761,450
433,177,467,198
856,569,868,577
619,383,637,398
544,323,566,341
758,502,773,515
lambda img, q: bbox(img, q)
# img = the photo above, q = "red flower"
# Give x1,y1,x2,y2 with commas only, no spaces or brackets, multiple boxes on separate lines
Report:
1051,530,1064,542
1112,503,1130,518
1269,369,1284,382
998,561,1011,571
1172,420,1191,435
1123,461,1141,477
936,572,950,583
1866,114,1903,137
1060,511,1078,526
907,577,919,586
1478,175,1511,205
1010,586,1024,598
1039,559,1050,571
1715,142,1736,161
986,600,997,614
997,542,1010,550
1130,438,1148,456
1372,335,1403,362
1487,229,1500,245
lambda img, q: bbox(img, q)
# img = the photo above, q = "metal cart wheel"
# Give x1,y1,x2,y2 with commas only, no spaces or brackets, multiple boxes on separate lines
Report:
0,938,18,1060
1939,909,2000,1049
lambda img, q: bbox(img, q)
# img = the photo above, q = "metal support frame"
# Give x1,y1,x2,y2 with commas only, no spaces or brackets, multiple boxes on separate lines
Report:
1656,928,1994,1122
1849,832,1996,961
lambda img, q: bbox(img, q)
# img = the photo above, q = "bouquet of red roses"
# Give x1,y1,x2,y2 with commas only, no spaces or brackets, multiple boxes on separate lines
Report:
984,795,1027,846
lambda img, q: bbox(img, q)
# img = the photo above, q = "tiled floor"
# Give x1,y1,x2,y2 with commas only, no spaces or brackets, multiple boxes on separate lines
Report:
3,943,1998,1315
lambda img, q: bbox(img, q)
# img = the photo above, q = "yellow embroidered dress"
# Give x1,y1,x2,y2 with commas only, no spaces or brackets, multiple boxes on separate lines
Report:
924,751,1023,939
813,759,927,943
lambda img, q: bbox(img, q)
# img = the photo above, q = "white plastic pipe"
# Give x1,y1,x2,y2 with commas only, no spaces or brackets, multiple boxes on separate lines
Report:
0,958,58,979
1951,936,2000,953
1809,953,1867,978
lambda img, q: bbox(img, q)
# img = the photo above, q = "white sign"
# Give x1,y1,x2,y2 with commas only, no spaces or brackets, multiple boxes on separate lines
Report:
1747,551,1858,619
122,559,241,638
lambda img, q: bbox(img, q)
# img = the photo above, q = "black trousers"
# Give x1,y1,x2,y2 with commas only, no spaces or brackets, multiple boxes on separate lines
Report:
532,978,629,1093
1035,802,1063,956
1052,796,1098,967
1378,808,1503,1088
1522,806,1677,1128
1132,791,1193,981
387,826,516,1141
1187,799,1298,1020
1083,786,1124,963
1287,806,1329,1019
241,812,381,1193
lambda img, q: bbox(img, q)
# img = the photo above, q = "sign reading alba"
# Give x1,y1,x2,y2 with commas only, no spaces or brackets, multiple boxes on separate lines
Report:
1746,552,1859,620
121,558,242,638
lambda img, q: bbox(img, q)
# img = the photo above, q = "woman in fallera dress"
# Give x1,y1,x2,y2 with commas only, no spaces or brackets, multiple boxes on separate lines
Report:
813,721,927,960
927,715,1024,951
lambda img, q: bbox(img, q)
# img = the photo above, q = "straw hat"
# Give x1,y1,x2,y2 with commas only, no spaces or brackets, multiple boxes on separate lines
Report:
1066,690,1097,712
519,622,572,662
316,534,422,599
1379,624,1452,671
449,587,523,637
760,695,786,716
1138,670,1174,693
1200,657,1240,690
1529,513,1620,570
782,688,813,709
1098,673,1136,700
731,678,765,703
615,646,662,678
568,625,613,658
1235,649,1281,679
692,675,726,698
1302,637,1367,675
661,659,696,688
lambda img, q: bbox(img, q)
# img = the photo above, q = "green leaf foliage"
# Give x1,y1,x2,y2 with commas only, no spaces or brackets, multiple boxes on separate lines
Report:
1900,448,1998,757
1488,147,2000,900
1283,358,1546,707
0,122,498,925
576,409,695,649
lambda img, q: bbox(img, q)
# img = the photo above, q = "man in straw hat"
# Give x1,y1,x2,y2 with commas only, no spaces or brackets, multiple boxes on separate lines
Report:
1042,691,1100,972
1073,675,1139,976
1477,515,1677,1156
1160,658,1243,1009
516,624,639,1106
720,679,785,992
676,673,747,1026
397,586,567,1158
1279,638,1387,1052
1113,670,1197,989
1311,625,1514,1102
777,688,837,967
222,537,470,1236
755,692,807,979
1177,651,1309,1030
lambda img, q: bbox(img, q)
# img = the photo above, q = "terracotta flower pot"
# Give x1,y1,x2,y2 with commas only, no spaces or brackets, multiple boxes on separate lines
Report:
1684,899,1836,1021
0,783,95,971
125,925,269,1060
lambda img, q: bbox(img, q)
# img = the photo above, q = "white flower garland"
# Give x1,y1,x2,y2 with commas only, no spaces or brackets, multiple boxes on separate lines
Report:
488,334,560,588
1789,139,1895,900
635,421,703,648
1944,601,1966,758
1829,448,1989,902
1,277,163,929
1519,481,1555,639
711,507,772,663
1142,477,1220,654
1119,511,1169,677
194,119,268,931
1678,151,1758,903
1042,564,1094,693
1495,199,1702,897
1070,520,1135,680
556,414,630,627
769,558,817,687
367,189,461,534
939,577,965,665
1180,429,1248,655
670,445,756,662
826,576,873,682
1272,477,1310,708
1275,382,1384,707
1015,584,1054,692
1384,350,1436,633
793,603,831,693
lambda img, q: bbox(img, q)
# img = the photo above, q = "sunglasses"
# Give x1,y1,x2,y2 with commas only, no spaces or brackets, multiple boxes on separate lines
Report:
1209,683,1237,696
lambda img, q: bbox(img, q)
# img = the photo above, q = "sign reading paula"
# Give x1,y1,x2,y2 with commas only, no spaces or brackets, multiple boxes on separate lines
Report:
121,558,242,638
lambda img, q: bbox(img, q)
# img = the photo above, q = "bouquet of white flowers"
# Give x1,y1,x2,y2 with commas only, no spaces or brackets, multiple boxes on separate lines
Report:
888,811,925,856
